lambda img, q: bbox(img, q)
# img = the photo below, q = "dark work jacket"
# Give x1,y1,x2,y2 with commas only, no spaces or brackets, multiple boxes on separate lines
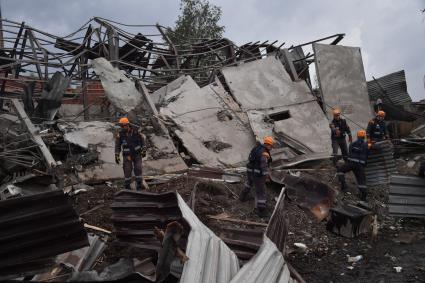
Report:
115,127,144,157
367,118,387,141
348,139,368,165
246,144,272,176
330,118,352,140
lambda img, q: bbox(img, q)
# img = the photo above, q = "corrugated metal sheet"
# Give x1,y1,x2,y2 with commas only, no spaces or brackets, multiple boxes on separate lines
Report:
0,190,88,280
111,191,187,253
365,141,397,186
367,70,412,105
220,228,264,261
389,175,425,218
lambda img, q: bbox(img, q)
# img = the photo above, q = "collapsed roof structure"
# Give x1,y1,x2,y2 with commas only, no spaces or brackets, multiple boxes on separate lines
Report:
0,15,423,282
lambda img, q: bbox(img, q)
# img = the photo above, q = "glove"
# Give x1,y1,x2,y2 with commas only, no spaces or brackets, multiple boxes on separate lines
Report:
115,154,120,164
141,149,147,158
348,136,353,143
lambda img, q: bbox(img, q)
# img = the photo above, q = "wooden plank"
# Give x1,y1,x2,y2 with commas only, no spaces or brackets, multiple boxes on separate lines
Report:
11,99,57,169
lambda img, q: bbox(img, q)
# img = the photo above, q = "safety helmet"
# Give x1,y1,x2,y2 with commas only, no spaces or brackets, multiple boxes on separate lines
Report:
357,129,366,138
263,136,274,146
119,117,129,125
377,110,385,118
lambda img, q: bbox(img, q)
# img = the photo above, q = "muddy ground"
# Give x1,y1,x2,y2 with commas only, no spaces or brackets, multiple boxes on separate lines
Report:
72,158,425,283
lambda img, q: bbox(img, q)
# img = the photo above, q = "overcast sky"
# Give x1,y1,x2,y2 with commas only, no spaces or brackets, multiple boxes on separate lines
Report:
2,0,424,101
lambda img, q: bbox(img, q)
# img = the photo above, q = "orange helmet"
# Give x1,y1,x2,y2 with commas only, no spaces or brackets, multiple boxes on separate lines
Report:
119,117,129,125
263,136,274,146
357,129,366,138
332,108,341,116
377,110,385,118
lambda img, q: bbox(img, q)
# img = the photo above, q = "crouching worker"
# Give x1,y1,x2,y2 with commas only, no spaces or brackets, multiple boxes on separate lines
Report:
115,117,146,190
337,130,368,201
239,136,273,217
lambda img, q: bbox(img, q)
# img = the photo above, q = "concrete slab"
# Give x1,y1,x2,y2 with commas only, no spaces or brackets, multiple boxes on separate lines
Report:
92,58,142,113
151,75,200,106
221,56,331,155
314,43,373,135
58,121,187,183
160,77,255,167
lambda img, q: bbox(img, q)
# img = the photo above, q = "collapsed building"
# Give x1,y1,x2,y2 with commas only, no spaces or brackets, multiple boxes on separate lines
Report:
0,17,424,282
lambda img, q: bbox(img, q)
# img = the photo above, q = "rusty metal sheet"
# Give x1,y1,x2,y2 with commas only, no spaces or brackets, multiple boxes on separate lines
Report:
0,190,88,280
271,172,335,221
366,140,397,186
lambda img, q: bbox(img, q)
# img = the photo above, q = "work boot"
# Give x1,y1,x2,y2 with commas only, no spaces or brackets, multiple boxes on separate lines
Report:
136,182,142,191
360,191,367,201
255,207,267,218
124,184,131,190
239,190,249,202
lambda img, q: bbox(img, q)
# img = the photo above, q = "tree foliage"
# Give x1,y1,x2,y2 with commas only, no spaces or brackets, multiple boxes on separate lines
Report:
166,0,225,46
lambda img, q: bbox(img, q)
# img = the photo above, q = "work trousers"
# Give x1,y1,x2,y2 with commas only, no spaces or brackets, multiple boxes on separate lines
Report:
332,138,348,165
336,162,367,194
123,155,143,190
241,172,267,210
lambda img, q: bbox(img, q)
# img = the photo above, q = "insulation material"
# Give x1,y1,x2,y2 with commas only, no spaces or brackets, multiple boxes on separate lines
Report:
160,77,255,167
221,56,331,154
92,58,142,113
314,43,373,135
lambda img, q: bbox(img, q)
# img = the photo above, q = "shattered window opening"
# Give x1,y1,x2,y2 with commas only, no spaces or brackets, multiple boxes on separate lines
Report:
268,110,291,121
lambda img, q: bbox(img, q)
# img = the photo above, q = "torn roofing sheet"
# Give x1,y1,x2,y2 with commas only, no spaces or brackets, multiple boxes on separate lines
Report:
92,58,142,113
367,70,412,106
177,193,240,282
221,55,331,154
58,121,187,183
313,43,373,135
151,75,200,106
160,76,255,167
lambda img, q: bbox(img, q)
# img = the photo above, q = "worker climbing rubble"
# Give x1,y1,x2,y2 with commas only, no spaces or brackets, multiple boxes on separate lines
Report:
239,136,274,217
114,117,146,190
366,110,388,144
329,108,352,165
336,129,369,201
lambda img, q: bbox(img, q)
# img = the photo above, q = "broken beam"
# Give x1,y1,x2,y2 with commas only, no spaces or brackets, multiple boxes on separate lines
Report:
10,98,57,169
207,214,268,227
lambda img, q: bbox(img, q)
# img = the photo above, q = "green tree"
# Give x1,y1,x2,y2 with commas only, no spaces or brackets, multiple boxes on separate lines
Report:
166,0,225,46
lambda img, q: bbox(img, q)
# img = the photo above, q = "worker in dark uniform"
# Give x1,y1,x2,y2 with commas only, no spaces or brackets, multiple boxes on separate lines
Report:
330,108,352,165
367,110,387,143
239,136,273,217
115,117,145,190
337,130,369,201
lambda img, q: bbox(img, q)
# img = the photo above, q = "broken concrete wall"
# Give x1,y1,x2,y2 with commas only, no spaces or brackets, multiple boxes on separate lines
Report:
92,58,142,113
314,43,373,135
151,75,200,106
221,55,331,154
160,76,255,167
58,121,187,183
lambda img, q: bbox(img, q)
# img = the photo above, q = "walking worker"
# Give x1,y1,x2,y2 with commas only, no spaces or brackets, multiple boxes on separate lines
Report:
367,110,387,143
239,136,274,217
337,129,369,201
329,108,352,165
115,117,145,190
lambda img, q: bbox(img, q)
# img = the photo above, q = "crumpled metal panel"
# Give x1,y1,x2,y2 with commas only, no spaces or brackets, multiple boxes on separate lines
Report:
177,193,240,282
367,70,412,105
0,190,88,280
365,140,397,186
389,175,425,218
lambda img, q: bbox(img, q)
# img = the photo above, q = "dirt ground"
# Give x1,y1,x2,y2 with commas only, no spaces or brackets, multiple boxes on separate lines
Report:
71,158,425,282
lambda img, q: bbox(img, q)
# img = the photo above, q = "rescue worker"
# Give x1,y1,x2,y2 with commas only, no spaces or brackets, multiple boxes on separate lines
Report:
330,108,352,165
366,110,387,143
115,117,145,190
337,130,369,201
239,136,273,217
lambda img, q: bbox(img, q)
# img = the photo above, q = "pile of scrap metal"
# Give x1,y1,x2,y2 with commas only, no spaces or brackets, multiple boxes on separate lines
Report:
109,188,302,283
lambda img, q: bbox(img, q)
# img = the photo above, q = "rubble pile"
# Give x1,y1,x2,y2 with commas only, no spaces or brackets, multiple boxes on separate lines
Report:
0,17,424,282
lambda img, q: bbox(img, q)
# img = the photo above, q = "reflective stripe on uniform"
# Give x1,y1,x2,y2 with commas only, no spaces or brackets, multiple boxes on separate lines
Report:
358,185,367,189
257,199,266,204
124,177,132,181
135,176,142,180
134,146,141,151
337,172,345,176
247,168,262,174
348,158,365,164
123,148,131,152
